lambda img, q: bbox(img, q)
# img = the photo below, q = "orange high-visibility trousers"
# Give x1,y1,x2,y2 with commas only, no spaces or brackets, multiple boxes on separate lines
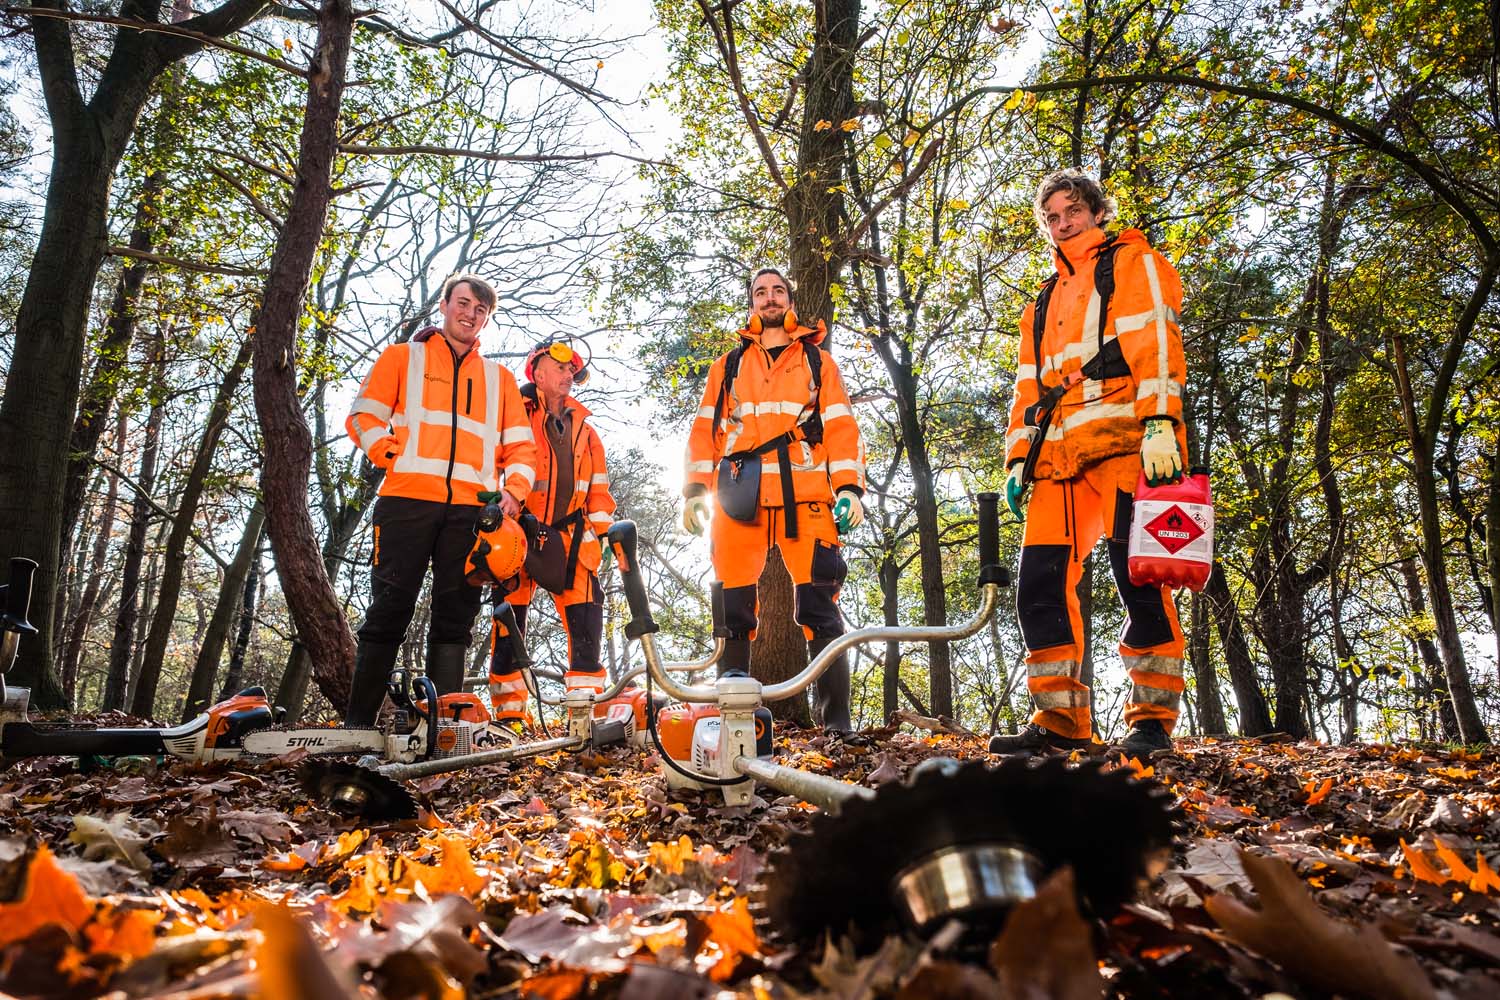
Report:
1017,452,1184,740
487,553,604,720
709,501,847,669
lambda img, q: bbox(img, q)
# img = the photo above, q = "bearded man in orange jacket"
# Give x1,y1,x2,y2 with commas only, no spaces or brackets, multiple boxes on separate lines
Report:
989,169,1189,758
343,273,538,726
682,268,867,733
487,337,617,724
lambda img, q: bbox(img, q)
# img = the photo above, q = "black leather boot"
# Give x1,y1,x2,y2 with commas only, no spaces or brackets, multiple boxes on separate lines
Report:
425,642,469,696
344,640,401,727
809,637,852,734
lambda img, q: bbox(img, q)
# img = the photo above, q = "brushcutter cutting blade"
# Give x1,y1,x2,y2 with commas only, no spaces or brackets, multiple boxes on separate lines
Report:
298,760,417,821
753,755,1181,951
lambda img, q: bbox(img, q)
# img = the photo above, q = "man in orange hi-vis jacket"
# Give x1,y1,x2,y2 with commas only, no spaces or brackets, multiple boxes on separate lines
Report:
487,336,616,724
344,273,537,726
990,169,1188,759
682,268,867,733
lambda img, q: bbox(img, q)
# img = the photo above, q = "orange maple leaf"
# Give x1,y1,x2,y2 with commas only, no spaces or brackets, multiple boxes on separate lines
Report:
1303,777,1333,805
402,834,488,896
520,969,589,999
1433,842,1477,883
83,907,161,959
0,843,95,948
1399,840,1451,886
1469,853,1500,894
699,897,760,982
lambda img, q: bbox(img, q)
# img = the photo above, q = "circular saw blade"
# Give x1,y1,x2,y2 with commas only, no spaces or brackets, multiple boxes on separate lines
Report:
753,755,1181,949
297,759,417,822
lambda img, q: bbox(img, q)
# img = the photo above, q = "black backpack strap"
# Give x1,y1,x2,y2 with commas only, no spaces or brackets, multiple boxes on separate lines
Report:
711,343,747,438
1031,275,1058,397
800,341,824,445
1088,237,1131,379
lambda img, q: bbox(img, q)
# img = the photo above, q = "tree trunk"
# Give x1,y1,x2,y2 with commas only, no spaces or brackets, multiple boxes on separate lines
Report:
1204,561,1273,735
133,337,251,716
60,413,127,707
1391,333,1490,743
183,500,264,719
274,643,313,724
1078,551,1095,690
250,0,358,710
126,546,161,712
875,348,953,716
1396,551,1460,742
783,0,860,324
879,553,901,720
103,364,165,712
218,559,262,701
1188,588,1226,734
0,0,269,710
61,172,167,552
750,548,813,725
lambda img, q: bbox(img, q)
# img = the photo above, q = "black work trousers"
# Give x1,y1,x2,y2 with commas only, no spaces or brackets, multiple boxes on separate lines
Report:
358,496,483,648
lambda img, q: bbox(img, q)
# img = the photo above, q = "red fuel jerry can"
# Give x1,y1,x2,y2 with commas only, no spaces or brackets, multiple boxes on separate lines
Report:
1128,467,1213,591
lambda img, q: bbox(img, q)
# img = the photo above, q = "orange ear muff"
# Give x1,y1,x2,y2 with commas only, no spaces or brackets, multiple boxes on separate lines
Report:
747,313,762,335
784,307,798,332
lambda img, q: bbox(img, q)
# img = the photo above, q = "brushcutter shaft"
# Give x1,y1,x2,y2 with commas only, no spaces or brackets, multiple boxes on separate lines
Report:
375,735,582,781
732,755,877,814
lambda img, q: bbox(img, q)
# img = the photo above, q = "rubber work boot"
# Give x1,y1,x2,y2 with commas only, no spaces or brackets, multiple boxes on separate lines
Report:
988,722,1092,755
425,643,468,697
344,640,401,728
1120,719,1172,756
809,637,853,734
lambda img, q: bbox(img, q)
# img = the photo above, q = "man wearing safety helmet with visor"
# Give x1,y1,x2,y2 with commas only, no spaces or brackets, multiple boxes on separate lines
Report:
486,336,617,725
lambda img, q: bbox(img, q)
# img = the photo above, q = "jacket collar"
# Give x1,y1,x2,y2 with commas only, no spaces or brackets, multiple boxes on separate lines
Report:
737,317,828,350
412,326,483,359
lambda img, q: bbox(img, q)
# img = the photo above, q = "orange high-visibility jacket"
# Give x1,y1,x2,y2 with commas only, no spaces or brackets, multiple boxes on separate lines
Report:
347,328,537,505
1005,227,1186,481
684,320,866,506
520,385,616,573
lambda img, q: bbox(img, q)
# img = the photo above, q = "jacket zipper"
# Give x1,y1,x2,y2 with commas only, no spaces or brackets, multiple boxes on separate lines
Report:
443,342,464,505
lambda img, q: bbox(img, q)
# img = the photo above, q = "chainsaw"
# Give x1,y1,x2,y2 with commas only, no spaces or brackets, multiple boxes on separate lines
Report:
0,559,634,770
602,504,1182,949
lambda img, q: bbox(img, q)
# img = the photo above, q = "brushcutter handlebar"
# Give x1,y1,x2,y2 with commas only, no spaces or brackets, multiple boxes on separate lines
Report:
606,521,658,638
976,492,1007,587
1,558,38,638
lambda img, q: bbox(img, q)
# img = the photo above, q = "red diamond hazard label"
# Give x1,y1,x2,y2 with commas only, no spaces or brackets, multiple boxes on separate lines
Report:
1143,504,1203,554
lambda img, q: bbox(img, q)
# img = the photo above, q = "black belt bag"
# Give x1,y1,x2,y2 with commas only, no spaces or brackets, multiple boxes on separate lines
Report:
716,432,804,537
519,508,586,595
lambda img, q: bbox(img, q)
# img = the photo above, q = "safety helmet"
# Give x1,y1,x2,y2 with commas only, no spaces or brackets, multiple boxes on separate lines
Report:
524,335,590,385
465,514,527,586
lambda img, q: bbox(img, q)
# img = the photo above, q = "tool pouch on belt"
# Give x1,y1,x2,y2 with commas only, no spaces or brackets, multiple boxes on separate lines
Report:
715,453,763,523
519,509,586,595
716,431,805,536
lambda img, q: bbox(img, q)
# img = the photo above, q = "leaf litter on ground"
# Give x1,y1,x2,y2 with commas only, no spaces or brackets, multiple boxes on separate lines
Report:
1,725,1498,997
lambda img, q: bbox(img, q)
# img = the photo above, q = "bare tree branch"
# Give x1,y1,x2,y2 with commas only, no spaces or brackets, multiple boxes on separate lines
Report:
108,245,263,276
5,5,311,78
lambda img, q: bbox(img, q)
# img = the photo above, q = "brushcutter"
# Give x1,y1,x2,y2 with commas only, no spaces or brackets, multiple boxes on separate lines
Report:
602,503,1181,949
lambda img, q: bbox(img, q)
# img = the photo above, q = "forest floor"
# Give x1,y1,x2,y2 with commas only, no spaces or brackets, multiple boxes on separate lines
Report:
1,715,1498,999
